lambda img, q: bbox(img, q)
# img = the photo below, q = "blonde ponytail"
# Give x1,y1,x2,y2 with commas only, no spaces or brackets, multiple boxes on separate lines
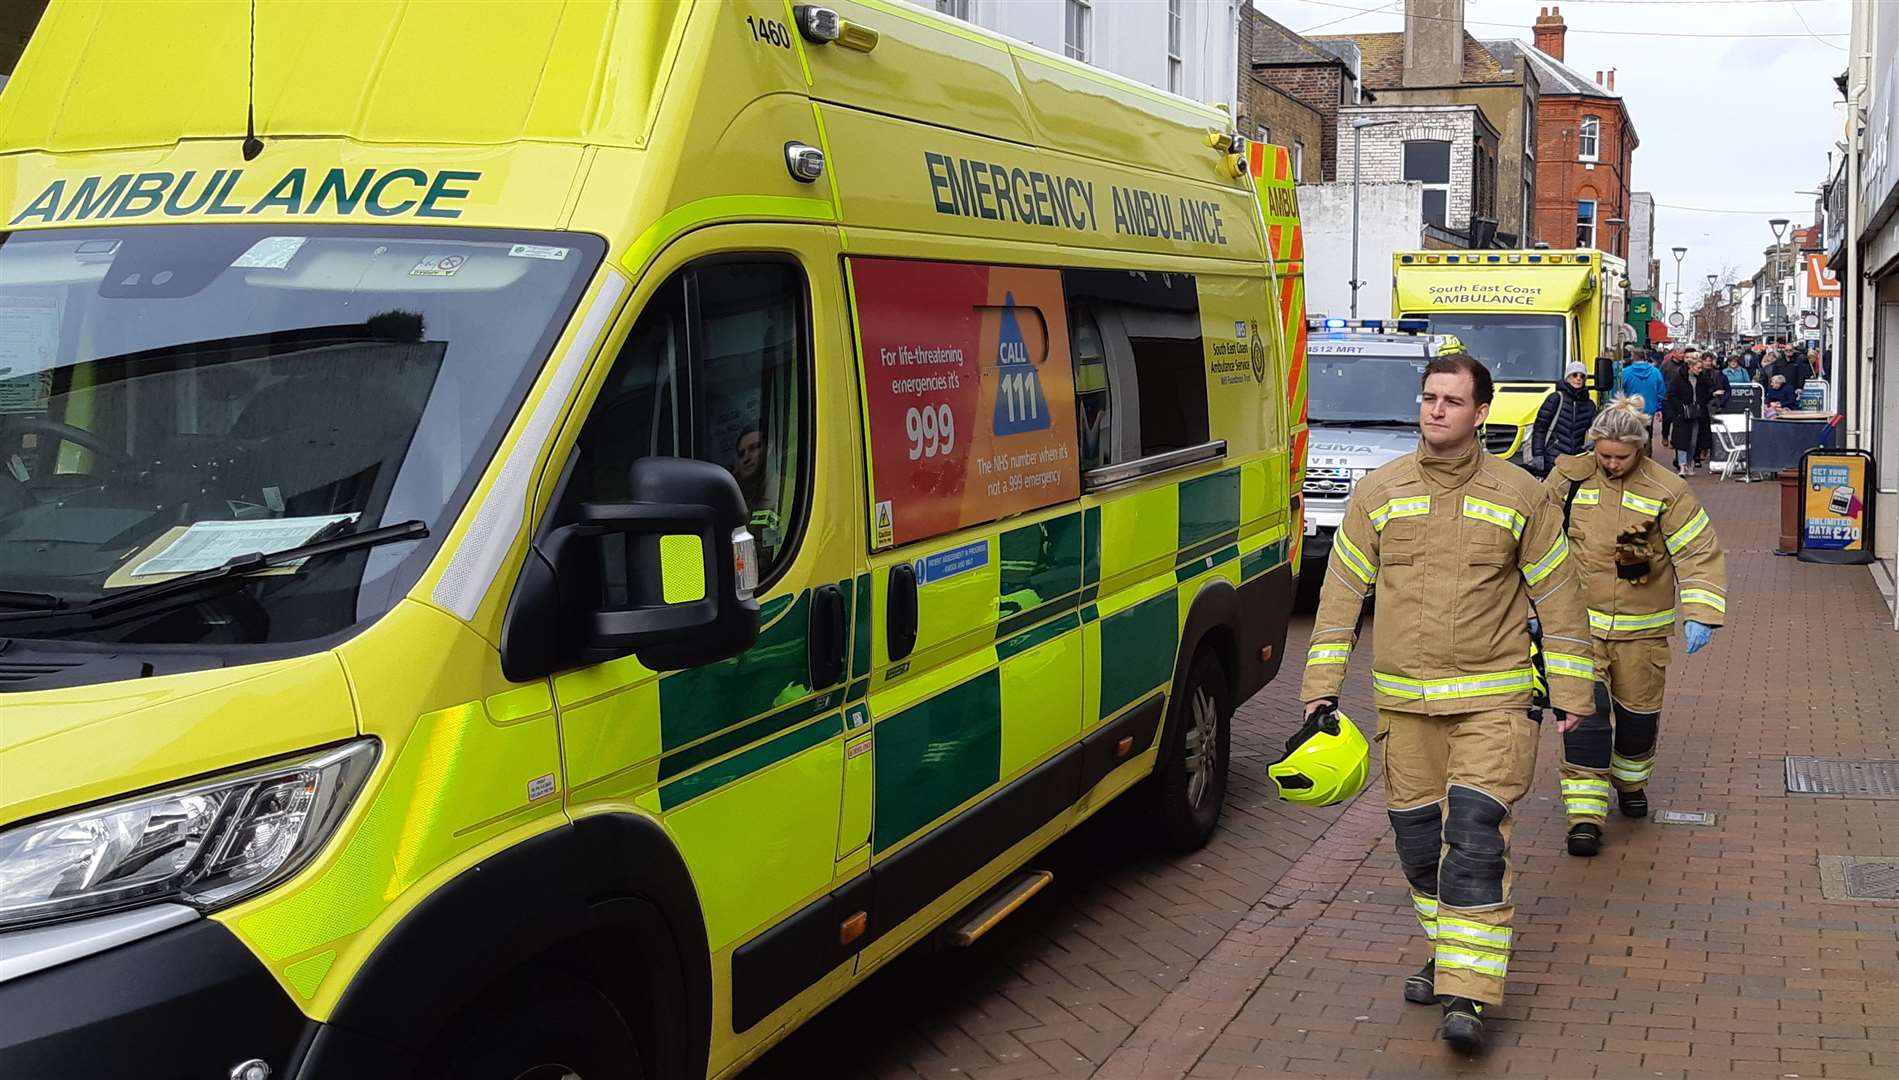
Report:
1588,394,1650,446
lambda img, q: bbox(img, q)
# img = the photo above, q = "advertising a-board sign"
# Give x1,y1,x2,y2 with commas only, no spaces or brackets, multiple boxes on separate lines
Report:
1797,448,1877,565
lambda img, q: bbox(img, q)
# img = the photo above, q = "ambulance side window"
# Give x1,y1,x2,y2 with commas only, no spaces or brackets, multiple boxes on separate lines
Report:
1062,269,1208,470
574,259,809,583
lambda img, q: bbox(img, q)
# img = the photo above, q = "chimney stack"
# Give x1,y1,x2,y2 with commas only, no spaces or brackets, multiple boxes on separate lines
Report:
1533,5,1567,62
1594,71,1603,86
1402,0,1466,88
1607,68,1616,91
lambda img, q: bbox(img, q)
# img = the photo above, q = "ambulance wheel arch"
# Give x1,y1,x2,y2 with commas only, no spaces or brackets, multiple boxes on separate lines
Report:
307,814,712,1080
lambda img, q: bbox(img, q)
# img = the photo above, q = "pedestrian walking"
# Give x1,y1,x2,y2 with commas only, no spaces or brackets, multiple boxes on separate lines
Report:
1300,352,1594,1054
1722,354,1750,387
1617,353,1666,455
1530,361,1599,475
1544,397,1728,857
1663,355,1715,476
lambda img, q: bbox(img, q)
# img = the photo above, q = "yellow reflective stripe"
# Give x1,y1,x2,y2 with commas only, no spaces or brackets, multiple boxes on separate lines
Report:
1462,496,1526,539
1307,643,1352,666
1622,490,1667,516
1666,508,1711,554
1681,588,1727,613
1334,531,1376,584
1437,918,1513,948
1412,893,1440,916
1588,607,1677,632
1611,754,1654,782
1523,534,1570,586
1573,487,1601,506
1544,651,1595,679
1370,495,1432,531
1373,667,1537,701
1562,778,1612,795
1435,946,1509,977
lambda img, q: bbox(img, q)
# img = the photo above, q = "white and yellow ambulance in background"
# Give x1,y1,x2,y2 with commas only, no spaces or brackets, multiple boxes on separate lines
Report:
0,2,1307,1077
1392,248,1628,464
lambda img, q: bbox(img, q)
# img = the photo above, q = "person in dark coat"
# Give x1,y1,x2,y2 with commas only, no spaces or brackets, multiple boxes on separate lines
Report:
1783,347,1814,391
1530,361,1599,475
1664,355,1717,476
1765,373,1799,411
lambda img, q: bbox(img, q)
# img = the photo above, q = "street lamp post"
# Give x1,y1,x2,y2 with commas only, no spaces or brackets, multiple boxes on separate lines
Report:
1769,218,1789,344
1605,216,1626,257
1671,246,1687,342
1349,119,1399,319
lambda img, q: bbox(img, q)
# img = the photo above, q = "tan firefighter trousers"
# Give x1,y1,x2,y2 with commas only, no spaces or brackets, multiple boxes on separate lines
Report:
1558,636,1670,823
1382,707,1540,1005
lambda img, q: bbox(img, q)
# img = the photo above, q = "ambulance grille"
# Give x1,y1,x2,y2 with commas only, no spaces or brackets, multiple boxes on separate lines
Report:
1482,425,1518,455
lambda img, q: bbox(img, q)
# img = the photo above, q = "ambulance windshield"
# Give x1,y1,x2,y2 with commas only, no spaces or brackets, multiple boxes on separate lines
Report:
1415,314,1566,383
0,224,602,645
1306,344,1426,425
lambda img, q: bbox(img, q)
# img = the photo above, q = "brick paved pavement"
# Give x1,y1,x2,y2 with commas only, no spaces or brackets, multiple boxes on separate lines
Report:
750,478,1899,1079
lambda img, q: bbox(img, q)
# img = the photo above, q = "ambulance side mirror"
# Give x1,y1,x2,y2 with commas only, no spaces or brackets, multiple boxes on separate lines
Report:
1592,356,1616,394
501,457,760,680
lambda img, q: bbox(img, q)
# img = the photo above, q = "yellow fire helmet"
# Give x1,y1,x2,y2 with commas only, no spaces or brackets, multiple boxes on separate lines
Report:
1269,705,1371,806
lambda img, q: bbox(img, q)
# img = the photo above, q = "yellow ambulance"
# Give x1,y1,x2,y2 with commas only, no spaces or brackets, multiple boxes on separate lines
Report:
0,3,1307,1077
1392,248,1628,464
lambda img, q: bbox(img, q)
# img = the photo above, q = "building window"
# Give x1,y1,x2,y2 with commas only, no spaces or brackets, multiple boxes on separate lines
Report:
1577,199,1597,248
1578,116,1600,162
1293,141,1305,178
1064,0,1090,62
934,0,970,18
1167,0,1182,92
1256,124,1271,146
1403,139,1452,228
1522,178,1533,245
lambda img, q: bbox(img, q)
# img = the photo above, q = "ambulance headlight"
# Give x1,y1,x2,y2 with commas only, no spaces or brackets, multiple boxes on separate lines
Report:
0,741,377,929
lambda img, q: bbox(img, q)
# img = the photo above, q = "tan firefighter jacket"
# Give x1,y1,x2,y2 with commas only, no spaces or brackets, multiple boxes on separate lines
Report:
1545,454,1728,639
1301,445,1595,717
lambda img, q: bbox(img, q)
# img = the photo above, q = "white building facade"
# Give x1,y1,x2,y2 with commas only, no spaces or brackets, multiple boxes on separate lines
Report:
917,0,1240,112
1628,191,1656,294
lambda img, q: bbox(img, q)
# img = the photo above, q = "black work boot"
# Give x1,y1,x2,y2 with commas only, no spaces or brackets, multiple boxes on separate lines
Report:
1567,822,1603,857
1404,959,1438,1004
1618,788,1649,818
1439,997,1487,1054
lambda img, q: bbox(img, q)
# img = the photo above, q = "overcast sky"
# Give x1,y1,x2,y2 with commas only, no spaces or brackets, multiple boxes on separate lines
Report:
1261,0,1851,303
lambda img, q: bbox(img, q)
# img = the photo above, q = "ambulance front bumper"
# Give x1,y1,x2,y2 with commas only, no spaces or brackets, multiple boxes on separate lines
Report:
0,912,314,1079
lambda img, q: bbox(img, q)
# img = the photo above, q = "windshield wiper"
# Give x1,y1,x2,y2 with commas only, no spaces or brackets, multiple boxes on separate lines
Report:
0,590,63,612
0,519,427,631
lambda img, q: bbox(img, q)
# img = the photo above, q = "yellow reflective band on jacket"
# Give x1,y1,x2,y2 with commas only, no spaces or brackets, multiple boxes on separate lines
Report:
1462,496,1526,539
1334,531,1376,584
1611,753,1654,783
1435,945,1508,978
1588,607,1677,633
1667,508,1711,554
1437,917,1513,950
1370,495,1432,531
1522,534,1570,586
1543,651,1595,680
1307,643,1352,666
1680,588,1727,613
1574,487,1601,507
1622,490,1667,516
1373,667,1537,701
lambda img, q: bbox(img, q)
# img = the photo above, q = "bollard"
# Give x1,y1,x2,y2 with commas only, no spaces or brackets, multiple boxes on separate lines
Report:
1777,468,1800,555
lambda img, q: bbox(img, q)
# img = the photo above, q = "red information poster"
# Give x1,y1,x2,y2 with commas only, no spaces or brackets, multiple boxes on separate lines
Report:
851,258,1081,548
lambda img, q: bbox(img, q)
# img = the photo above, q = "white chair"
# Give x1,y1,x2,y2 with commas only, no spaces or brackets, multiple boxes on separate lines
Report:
1709,416,1750,483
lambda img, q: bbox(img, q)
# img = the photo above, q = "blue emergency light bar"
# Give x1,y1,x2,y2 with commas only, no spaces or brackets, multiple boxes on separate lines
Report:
1307,317,1431,334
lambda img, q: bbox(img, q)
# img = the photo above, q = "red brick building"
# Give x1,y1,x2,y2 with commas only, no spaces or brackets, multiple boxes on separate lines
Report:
1492,6,1637,254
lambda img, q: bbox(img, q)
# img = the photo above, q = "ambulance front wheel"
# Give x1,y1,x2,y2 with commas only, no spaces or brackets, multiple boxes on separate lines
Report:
428,971,647,1080
1141,651,1232,851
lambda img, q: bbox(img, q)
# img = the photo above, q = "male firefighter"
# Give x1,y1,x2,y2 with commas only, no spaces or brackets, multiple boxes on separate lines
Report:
1302,352,1595,1054
1545,396,1728,856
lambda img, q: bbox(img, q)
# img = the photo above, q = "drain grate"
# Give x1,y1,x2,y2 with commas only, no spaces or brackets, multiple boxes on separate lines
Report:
1785,757,1899,798
1819,856,1899,901
1655,809,1716,826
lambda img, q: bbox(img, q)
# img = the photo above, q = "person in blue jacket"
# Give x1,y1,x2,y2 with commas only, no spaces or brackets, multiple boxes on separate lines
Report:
1617,353,1666,452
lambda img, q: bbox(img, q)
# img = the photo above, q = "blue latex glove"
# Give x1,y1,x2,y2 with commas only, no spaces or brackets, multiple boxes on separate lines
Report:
1684,620,1714,655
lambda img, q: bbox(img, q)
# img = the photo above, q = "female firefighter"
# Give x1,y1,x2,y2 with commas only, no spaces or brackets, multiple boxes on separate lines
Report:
1544,395,1729,857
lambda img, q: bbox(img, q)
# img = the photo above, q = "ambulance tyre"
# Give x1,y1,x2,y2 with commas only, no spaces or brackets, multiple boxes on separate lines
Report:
1141,650,1232,851
430,970,646,1080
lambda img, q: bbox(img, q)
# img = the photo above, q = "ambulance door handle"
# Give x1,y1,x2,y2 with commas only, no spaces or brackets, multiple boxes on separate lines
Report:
887,564,918,662
810,584,847,689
